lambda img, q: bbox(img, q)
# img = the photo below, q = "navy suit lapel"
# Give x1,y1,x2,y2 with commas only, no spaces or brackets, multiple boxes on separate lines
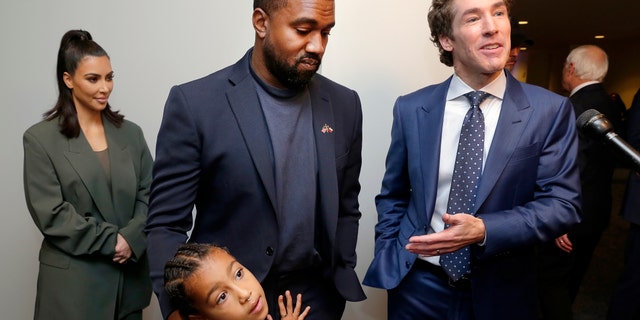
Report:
226,57,278,211
418,82,448,226
476,75,532,210
64,129,118,224
309,79,338,242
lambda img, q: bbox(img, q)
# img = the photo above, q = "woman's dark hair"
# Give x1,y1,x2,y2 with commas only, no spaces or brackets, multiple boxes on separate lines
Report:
164,243,230,318
43,29,124,138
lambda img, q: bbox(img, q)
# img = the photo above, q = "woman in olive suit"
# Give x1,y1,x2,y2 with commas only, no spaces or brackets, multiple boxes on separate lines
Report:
23,30,152,320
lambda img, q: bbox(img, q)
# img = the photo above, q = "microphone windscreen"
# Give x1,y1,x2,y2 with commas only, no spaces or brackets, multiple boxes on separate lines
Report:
576,108,602,129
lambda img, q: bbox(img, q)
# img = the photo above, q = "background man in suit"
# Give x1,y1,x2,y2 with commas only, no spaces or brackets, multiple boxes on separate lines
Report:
145,0,366,319
608,88,640,319
505,18,534,73
537,44,622,320
363,0,581,319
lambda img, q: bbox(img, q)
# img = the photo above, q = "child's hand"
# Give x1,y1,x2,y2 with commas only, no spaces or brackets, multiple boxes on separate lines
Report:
278,290,310,320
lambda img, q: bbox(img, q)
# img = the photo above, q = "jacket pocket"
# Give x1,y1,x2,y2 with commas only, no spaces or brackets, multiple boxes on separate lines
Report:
509,142,541,162
39,246,70,269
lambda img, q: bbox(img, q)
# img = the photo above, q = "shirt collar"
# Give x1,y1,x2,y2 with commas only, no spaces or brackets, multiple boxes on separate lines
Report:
447,71,507,101
570,81,599,97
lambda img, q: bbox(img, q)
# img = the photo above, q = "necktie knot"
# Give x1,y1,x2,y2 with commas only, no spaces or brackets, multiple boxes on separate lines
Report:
464,90,490,108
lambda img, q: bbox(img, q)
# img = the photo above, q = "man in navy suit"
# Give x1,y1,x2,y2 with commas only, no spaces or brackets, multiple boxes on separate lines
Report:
363,0,581,319
145,0,366,319
608,88,640,319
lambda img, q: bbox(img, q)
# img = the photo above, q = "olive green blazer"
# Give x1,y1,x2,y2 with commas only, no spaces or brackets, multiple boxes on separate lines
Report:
23,116,153,320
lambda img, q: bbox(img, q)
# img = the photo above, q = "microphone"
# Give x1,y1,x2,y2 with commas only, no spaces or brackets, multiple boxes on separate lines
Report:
576,108,640,172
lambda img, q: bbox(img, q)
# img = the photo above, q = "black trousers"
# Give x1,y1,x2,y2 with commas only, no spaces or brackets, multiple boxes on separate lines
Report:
536,232,603,320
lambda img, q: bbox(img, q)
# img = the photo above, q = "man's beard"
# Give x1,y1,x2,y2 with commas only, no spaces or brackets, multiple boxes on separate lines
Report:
263,39,321,91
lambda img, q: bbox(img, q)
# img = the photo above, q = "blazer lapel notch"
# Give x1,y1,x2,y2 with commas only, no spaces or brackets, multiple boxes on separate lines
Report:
226,74,278,211
104,122,135,226
309,82,339,241
64,132,118,224
476,79,532,208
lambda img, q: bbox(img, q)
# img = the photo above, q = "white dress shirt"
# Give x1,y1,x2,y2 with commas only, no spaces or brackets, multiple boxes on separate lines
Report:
422,72,507,266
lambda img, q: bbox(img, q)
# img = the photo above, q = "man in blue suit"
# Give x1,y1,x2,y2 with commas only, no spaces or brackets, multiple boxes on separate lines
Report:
363,0,581,319
145,0,366,319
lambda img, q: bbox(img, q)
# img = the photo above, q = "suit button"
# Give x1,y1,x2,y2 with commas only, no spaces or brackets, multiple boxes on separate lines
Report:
405,261,411,269
266,247,274,256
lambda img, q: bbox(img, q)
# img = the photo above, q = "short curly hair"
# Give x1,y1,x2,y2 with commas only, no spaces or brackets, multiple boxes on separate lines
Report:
253,0,288,14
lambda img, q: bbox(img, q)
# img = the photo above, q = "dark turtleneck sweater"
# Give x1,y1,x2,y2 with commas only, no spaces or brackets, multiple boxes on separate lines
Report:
249,64,318,273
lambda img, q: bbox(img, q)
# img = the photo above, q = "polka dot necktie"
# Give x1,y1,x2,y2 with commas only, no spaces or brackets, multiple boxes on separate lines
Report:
440,90,489,281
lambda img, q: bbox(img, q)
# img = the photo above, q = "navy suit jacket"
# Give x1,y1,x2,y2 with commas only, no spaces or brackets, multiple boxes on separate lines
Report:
145,49,365,316
363,72,581,319
621,89,640,224
569,83,622,237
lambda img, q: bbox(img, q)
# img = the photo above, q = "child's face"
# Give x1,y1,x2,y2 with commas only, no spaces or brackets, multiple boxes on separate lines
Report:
185,248,269,320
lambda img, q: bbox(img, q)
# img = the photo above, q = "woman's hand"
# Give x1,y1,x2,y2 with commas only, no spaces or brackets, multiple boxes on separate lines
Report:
113,233,132,264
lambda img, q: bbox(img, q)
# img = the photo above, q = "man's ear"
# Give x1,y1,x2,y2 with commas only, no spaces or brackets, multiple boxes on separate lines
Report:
567,62,576,76
252,8,269,39
439,36,454,52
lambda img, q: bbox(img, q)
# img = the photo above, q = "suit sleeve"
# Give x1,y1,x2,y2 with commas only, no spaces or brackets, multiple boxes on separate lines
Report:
145,86,201,317
372,99,411,248
23,130,118,257
118,126,153,262
363,98,413,289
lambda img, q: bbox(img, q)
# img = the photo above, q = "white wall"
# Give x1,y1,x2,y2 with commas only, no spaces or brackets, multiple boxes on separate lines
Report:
0,1,451,319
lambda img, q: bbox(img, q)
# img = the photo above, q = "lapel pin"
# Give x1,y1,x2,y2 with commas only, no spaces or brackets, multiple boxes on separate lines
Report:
321,124,334,134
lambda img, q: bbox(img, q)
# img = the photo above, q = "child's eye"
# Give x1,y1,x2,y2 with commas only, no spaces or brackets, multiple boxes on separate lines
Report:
216,292,228,304
235,268,244,280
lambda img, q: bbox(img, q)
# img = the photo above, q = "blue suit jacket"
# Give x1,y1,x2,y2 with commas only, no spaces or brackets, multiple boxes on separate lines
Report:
145,49,365,316
363,72,581,319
